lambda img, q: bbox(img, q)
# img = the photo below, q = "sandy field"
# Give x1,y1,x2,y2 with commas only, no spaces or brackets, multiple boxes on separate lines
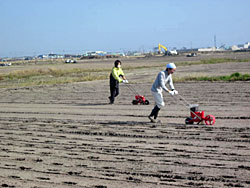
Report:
0,52,250,188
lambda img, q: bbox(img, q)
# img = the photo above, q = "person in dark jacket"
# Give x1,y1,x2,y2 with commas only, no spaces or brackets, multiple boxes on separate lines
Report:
109,60,128,104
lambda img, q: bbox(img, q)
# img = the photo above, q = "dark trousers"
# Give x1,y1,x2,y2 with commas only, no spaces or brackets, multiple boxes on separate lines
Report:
149,105,161,119
110,84,119,102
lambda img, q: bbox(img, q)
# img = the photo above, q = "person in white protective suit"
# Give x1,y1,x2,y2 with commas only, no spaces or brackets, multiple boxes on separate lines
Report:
148,63,178,123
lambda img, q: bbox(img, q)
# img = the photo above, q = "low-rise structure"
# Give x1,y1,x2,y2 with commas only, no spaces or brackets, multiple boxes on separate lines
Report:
198,47,216,52
230,42,250,51
244,42,250,49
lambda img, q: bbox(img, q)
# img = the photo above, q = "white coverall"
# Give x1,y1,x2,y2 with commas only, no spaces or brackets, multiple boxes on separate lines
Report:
151,70,174,108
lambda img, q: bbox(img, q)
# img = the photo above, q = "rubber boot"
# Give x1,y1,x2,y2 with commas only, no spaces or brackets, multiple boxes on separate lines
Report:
148,105,160,123
153,106,160,120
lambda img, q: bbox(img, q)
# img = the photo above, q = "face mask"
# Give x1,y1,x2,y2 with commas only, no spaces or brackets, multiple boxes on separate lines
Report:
117,65,121,68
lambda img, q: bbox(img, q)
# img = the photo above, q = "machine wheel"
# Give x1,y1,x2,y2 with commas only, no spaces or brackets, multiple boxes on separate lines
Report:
144,100,150,105
205,115,216,125
185,117,194,124
132,100,138,105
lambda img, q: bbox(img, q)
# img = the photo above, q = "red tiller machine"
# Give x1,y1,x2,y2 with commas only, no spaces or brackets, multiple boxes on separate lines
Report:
132,95,149,105
173,94,216,125
124,84,150,105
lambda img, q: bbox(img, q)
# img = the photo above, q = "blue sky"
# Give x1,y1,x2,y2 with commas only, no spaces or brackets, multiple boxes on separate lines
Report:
1,0,250,57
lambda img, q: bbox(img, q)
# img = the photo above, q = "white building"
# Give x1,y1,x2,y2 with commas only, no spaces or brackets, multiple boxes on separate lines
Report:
230,42,250,51
244,42,250,49
198,47,216,52
230,45,241,51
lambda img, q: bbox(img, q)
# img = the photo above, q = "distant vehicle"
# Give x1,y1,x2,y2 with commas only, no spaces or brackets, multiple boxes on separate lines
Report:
65,59,77,63
158,43,168,55
187,53,197,57
24,57,33,60
0,63,12,66
167,50,178,56
158,43,178,56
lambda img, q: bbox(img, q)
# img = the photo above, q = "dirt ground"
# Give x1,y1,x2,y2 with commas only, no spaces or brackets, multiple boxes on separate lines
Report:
0,52,250,188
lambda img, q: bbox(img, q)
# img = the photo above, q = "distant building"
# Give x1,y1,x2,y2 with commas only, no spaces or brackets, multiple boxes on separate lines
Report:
230,45,241,51
107,52,125,56
24,56,34,60
83,51,107,57
244,42,250,49
37,54,63,59
48,54,63,59
230,42,250,51
64,54,81,58
37,54,48,59
198,47,216,52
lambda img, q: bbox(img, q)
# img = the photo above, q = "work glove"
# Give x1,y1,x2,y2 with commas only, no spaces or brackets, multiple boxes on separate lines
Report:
169,90,178,96
122,79,129,83
173,90,178,95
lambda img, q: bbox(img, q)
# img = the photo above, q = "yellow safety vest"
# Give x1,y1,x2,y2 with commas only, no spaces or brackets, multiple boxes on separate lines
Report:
111,67,124,83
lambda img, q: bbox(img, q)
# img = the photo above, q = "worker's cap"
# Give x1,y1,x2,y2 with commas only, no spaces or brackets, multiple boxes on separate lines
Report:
166,63,176,69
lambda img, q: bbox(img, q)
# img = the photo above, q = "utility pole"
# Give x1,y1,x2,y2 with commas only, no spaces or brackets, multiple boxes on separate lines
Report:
214,35,217,49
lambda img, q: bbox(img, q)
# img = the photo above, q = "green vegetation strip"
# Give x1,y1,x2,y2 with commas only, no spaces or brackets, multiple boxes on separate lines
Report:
123,57,250,71
174,72,250,82
0,68,109,88
181,58,249,65
0,68,110,80
0,57,249,88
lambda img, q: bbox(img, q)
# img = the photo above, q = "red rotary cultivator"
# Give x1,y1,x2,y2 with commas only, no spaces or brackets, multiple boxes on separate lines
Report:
132,95,149,105
185,104,216,125
124,84,150,105
173,95,216,126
